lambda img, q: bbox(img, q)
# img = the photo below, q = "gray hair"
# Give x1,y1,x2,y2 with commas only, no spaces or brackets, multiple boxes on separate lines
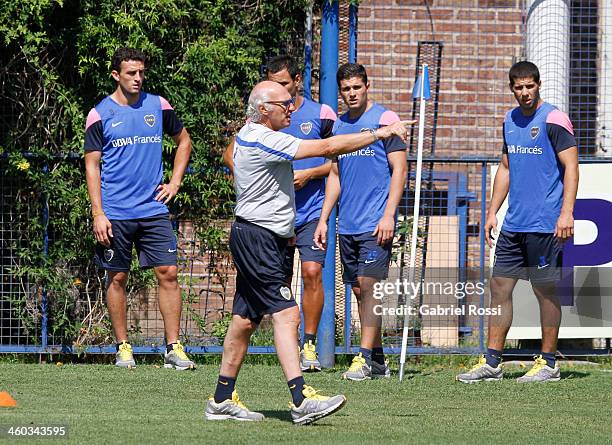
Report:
246,88,271,122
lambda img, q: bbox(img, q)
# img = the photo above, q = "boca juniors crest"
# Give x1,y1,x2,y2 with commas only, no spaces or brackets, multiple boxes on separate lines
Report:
530,126,540,139
144,114,156,127
300,122,312,135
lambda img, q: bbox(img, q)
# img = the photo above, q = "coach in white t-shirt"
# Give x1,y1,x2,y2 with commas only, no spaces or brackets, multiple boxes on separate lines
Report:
205,81,412,425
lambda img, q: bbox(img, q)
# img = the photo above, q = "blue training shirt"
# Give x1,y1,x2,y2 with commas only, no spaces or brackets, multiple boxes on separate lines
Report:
84,92,183,220
281,98,336,227
333,103,406,235
502,101,576,233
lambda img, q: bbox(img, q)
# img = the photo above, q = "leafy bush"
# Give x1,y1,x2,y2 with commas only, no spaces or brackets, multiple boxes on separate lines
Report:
0,0,307,346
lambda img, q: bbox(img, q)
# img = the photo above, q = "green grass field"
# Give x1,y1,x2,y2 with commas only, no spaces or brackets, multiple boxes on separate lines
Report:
1,358,611,444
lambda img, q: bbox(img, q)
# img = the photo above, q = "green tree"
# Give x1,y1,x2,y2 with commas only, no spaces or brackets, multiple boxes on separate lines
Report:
0,0,307,346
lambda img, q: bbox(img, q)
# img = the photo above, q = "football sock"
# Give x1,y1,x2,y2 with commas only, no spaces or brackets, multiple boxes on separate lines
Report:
372,347,385,365
213,375,236,403
485,348,503,368
359,348,373,364
303,333,316,347
541,352,556,368
288,376,306,407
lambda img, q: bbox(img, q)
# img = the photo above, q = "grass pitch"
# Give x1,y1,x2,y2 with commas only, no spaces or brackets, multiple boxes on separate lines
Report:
1,358,611,444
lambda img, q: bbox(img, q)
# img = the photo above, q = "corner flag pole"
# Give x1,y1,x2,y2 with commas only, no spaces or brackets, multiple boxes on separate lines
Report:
399,64,430,382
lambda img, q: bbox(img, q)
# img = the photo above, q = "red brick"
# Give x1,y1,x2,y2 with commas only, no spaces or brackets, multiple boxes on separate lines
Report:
496,9,524,21
456,10,496,21
456,57,495,69
356,0,523,157
373,7,417,20
360,7,373,18
478,23,517,34
476,69,506,80
444,45,476,56
372,31,412,43
433,0,477,6
395,21,434,32
391,0,423,6
436,22,476,33
478,0,518,8
497,34,523,45
456,34,496,45
414,9,455,21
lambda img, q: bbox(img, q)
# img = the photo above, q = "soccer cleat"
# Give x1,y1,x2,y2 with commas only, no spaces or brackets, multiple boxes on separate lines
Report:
455,355,503,383
516,355,560,383
371,360,391,379
164,341,196,370
342,353,372,381
290,385,346,425
300,341,322,372
205,391,264,421
115,341,136,368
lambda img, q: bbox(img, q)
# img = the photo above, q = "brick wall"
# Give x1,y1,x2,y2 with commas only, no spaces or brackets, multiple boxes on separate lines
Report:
357,0,525,156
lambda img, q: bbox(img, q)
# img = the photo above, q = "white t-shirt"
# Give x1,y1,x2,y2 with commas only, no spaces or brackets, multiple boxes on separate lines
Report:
233,122,302,237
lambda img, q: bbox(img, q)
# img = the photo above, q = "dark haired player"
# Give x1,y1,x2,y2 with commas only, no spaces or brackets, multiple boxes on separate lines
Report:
314,63,408,381
266,55,337,371
84,47,195,370
456,61,578,383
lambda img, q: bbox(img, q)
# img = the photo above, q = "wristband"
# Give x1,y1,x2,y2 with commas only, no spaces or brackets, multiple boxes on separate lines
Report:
369,128,379,141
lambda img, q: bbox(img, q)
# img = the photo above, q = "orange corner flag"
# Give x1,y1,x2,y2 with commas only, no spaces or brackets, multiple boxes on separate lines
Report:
0,391,17,407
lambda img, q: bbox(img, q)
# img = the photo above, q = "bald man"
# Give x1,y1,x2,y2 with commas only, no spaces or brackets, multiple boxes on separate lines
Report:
205,81,413,425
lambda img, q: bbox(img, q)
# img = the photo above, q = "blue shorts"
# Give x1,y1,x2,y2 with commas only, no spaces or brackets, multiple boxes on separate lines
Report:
94,214,177,272
230,218,297,323
339,232,391,284
294,218,326,265
492,230,563,285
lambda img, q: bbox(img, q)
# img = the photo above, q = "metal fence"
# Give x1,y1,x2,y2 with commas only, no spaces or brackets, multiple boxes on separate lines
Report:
2,156,610,357
2,0,612,357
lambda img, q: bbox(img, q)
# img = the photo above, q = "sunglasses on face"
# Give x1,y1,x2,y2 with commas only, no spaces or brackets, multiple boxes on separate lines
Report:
265,97,295,111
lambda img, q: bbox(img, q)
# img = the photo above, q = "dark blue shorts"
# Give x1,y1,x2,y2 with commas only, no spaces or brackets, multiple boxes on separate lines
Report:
339,232,391,284
492,230,563,285
94,214,177,272
230,218,297,323
295,218,326,265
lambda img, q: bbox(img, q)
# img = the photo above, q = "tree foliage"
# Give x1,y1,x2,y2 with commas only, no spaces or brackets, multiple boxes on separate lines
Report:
0,0,306,345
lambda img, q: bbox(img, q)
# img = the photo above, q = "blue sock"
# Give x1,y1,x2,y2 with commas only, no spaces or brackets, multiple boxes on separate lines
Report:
359,348,372,364
485,348,503,368
303,333,316,347
372,347,385,365
288,376,305,407
213,375,236,403
541,352,556,368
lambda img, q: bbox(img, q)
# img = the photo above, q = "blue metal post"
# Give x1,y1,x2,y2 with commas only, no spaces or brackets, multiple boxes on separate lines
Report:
317,0,339,368
348,3,358,63
41,164,49,351
479,162,488,352
303,1,314,99
344,284,352,353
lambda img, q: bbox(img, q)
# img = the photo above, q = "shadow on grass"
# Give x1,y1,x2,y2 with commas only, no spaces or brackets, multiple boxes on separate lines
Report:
259,408,353,424
502,370,590,380
259,410,293,422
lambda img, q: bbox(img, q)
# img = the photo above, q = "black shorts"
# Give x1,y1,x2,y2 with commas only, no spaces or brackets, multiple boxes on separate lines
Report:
230,218,297,323
294,218,326,265
94,214,177,272
492,230,563,285
339,232,392,284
